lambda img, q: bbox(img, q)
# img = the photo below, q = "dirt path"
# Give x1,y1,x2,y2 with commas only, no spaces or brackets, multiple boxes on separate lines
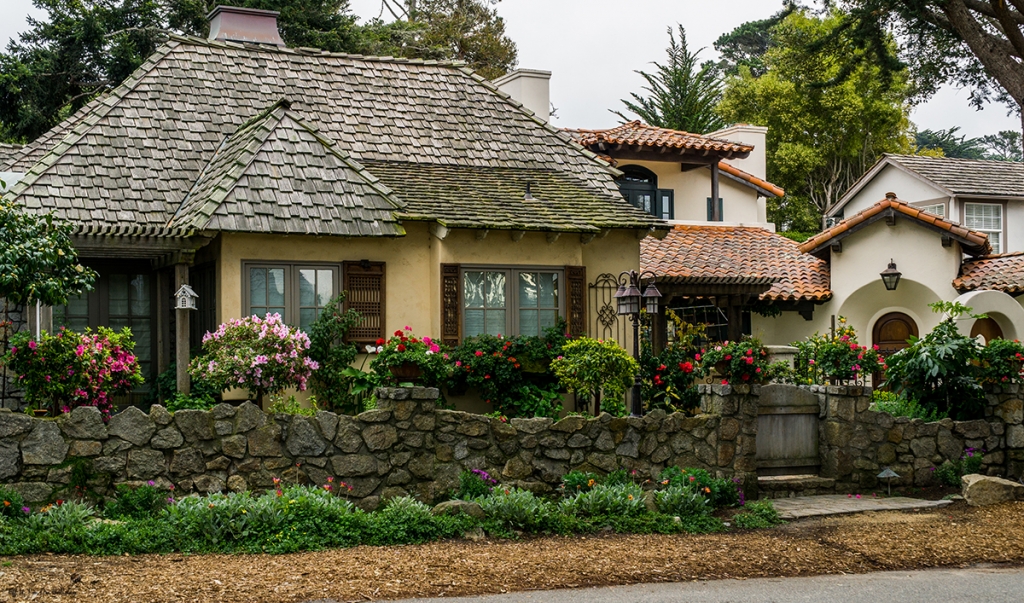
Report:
2,501,1022,603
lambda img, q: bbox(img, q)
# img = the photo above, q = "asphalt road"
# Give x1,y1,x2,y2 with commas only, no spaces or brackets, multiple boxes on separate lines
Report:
347,565,1024,603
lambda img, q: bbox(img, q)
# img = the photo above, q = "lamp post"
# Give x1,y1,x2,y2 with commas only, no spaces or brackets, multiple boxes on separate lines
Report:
614,270,661,417
880,259,902,291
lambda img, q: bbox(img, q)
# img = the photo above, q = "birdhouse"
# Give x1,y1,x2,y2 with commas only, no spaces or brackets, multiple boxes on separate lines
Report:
174,284,199,311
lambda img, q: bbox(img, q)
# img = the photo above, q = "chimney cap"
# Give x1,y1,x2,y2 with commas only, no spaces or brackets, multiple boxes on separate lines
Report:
207,5,286,46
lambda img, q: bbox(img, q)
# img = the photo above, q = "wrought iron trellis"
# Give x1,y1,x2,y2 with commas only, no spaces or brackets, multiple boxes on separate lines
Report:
588,273,628,348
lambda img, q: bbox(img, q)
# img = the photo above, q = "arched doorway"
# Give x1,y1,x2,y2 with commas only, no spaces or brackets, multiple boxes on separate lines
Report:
872,312,918,387
617,165,658,216
971,317,1003,343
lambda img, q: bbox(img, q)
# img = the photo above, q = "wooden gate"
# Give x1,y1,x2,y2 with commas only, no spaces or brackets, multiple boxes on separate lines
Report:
756,384,821,476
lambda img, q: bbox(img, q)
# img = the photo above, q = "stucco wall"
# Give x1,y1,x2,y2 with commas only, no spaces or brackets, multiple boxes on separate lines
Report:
618,159,762,224
838,164,948,219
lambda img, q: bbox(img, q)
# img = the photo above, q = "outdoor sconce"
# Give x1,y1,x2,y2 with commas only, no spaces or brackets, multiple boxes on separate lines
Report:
174,284,199,310
642,282,662,314
614,282,642,315
880,259,902,291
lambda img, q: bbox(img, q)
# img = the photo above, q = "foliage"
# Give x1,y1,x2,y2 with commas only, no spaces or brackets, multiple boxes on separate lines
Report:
915,127,987,159
559,483,647,518
189,314,318,401
369,327,450,388
763,361,799,385
792,317,884,384
477,487,559,533
560,470,600,495
658,466,741,509
306,293,363,414
165,392,215,412
884,302,986,420
871,390,946,422
614,26,725,134
777,231,816,243
714,5,795,77
458,469,496,499
697,338,770,386
4,326,143,419
448,325,569,418
718,8,913,225
552,338,638,415
104,483,169,520
978,338,1024,384
733,500,783,529
267,394,319,417
641,310,702,414
653,485,712,517
0,486,27,520
145,360,222,407
979,131,1023,162
933,447,985,487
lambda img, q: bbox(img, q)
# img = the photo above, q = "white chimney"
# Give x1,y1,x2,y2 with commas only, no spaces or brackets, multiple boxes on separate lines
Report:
207,5,286,46
492,69,552,122
707,124,768,181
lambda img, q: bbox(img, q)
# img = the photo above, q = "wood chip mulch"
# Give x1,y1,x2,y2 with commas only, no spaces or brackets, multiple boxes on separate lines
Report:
2,501,1023,603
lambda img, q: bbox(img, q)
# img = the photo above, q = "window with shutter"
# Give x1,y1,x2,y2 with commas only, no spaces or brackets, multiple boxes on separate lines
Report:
707,197,724,221
343,261,385,345
565,266,586,337
441,264,461,347
657,189,674,220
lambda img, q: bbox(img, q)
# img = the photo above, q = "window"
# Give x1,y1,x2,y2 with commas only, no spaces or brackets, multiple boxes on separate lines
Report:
618,166,657,216
918,203,945,218
965,203,1002,253
707,197,723,222
243,263,340,333
462,267,562,337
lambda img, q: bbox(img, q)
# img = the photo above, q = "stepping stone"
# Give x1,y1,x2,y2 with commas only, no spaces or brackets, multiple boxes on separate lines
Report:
770,494,953,519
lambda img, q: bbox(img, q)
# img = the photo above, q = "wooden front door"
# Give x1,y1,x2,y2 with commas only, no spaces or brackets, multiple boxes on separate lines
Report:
970,317,1003,343
873,312,919,356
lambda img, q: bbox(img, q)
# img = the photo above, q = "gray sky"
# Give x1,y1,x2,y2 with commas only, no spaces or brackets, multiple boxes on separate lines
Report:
2,0,1019,138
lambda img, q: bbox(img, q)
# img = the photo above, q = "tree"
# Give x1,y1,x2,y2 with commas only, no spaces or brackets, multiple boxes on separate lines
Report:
822,1,1024,133
915,127,986,159
980,130,1023,162
614,26,725,134
714,4,796,77
718,9,913,225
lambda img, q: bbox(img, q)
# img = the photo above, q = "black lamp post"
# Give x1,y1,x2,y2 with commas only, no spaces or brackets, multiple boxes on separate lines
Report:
880,259,902,291
614,270,661,417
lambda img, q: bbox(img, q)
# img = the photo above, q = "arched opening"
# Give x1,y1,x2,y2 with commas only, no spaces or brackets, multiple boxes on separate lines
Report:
617,165,658,216
872,312,919,357
970,317,1004,343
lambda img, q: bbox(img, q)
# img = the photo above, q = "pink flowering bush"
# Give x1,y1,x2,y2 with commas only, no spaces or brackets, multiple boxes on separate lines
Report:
2,327,143,420
697,338,770,385
792,317,884,384
369,327,451,387
189,313,318,402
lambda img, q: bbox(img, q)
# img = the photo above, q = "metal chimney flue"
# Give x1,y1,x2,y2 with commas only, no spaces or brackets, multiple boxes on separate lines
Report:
207,5,286,46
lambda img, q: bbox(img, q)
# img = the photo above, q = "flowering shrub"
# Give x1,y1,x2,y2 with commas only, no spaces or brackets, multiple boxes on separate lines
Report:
642,311,702,413
551,337,638,416
189,314,318,402
697,338,770,385
978,338,1024,384
792,318,884,384
3,326,143,419
457,468,497,499
933,447,985,487
369,327,451,387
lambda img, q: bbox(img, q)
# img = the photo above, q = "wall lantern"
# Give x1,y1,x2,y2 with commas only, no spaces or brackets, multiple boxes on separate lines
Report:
614,282,642,315
642,282,662,314
880,259,902,291
174,284,199,310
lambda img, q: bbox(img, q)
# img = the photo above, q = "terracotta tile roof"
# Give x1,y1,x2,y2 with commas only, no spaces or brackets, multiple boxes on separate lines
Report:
718,161,784,197
567,121,753,155
641,225,832,301
800,196,991,256
955,252,1024,294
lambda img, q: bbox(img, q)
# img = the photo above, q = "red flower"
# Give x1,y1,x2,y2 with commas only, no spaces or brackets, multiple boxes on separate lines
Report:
694,354,701,361
396,344,406,352
724,355,732,361
745,357,753,365
721,379,728,385
394,330,403,336
475,350,484,357
658,364,666,371
400,336,408,343
742,374,750,381
376,338,384,345
746,349,752,355
679,361,693,373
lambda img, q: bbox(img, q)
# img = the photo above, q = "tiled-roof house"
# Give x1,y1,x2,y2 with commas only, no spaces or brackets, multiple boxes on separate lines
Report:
1,6,669,404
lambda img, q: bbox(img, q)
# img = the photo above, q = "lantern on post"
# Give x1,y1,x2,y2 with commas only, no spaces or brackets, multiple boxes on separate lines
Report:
174,284,199,310
614,270,661,417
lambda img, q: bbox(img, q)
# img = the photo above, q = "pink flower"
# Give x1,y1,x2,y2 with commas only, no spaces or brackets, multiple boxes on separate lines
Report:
27,340,36,350
475,350,484,357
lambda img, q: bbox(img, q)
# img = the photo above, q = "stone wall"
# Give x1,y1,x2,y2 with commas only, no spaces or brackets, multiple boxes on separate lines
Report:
0,386,757,508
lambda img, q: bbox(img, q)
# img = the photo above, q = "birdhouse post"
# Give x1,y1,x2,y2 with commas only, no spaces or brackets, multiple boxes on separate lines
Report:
174,279,198,395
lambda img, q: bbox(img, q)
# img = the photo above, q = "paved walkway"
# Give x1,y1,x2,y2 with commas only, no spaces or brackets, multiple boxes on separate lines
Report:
771,494,953,519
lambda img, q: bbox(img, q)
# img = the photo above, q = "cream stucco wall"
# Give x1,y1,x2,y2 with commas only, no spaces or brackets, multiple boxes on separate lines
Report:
836,165,949,219
619,159,762,224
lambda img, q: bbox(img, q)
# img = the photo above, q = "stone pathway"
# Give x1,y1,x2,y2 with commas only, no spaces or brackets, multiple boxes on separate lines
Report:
771,494,954,519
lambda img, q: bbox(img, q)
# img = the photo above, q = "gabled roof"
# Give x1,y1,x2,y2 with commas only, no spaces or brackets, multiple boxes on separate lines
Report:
567,121,752,157
829,153,1024,217
800,196,991,257
168,100,404,237
955,252,1024,294
641,225,831,301
4,35,660,236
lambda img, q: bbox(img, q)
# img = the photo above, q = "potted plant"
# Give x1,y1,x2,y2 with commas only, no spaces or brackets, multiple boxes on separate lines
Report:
698,339,771,386
369,327,450,387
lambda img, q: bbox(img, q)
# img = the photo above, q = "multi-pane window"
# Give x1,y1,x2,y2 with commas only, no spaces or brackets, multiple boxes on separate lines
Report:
965,203,1002,253
463,268,562,337
919,203,945,218
244,263,339,332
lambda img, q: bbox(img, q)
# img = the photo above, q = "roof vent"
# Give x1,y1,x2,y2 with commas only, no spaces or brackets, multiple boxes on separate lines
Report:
207,5,286,46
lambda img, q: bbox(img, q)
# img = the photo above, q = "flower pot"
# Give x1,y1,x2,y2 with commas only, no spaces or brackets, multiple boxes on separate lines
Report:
32,409,48,418
389,362,423,382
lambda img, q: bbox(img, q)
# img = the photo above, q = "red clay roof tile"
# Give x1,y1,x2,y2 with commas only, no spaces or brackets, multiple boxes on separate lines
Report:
567,121,753,154
954,252,1024,294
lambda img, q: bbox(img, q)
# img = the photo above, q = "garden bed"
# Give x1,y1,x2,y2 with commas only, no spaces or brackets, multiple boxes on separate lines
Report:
1,501,1022,603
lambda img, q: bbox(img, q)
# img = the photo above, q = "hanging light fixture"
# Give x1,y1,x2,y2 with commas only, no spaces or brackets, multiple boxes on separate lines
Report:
880,259,902,291
642,282,662,314
614,282,641,315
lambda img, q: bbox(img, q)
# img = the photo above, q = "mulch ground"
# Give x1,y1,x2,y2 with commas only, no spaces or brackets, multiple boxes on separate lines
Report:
2,501,1023,603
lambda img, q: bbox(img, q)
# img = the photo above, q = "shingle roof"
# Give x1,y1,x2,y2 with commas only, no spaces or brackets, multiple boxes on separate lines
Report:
885,154,1024,197
800,196,991,256
4,35,660,236
567,121,753,155
168,100,404,236
0,143,24,170
641,225,831,301
954,252,1024,294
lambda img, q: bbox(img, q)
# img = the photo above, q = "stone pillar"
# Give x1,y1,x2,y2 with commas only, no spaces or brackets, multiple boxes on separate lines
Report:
700,383,759,500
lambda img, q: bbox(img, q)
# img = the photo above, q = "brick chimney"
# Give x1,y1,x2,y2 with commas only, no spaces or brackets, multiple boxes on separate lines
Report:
207,5,286,46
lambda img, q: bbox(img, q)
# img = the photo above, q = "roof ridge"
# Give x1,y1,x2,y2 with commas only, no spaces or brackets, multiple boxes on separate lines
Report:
886,152,1024,167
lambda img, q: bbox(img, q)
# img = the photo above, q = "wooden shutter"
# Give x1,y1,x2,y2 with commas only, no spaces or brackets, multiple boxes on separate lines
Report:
343,261,385,345
658,189,674,220
706,197,723,222
441,263,461,347
565,266,587,337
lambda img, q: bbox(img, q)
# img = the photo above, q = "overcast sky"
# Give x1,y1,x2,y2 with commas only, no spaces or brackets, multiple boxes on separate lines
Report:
2,0,1019,138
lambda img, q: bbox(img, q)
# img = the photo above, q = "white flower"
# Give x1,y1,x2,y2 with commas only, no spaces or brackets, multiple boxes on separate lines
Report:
365,345,375,354
376,346,384,353
425,350,434,355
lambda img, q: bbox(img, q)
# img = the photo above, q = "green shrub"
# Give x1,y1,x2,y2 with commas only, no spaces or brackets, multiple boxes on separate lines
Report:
561,470,599,495
871,391,946,421
602,469,630,486
658,466,740,509
552,337,638,416
654,485,711,517
933,447,986,487
306,293,364,414
560,483,646,518
978,338,1024,385
267,394,319,417
791,318,883,384
104,483,169,520
698,338,771,386
477,488,559,533
733,500,782,529
166,392,215,412
0,486,27,519
458,469,497,499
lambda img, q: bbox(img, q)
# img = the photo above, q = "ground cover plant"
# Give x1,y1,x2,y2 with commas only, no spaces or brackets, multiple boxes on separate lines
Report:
0,466,769,556
932,448,985,487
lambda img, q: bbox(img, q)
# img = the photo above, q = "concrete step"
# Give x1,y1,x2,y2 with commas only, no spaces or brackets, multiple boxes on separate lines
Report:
758,474,836,499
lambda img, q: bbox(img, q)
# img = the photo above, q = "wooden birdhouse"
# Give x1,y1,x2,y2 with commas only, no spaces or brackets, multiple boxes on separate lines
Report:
174,284,199,311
